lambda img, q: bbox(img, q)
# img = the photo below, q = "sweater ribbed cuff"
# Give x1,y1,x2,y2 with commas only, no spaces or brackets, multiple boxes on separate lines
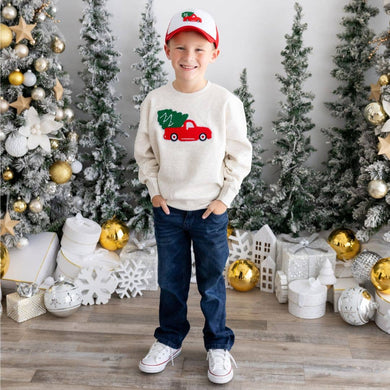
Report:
217,185,238,208
146,178,160,200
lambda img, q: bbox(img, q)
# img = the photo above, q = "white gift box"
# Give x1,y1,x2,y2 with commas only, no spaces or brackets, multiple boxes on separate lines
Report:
54,246,121,280
279,235,336,282
61,213,101,255
288,278,328,319
2,232,59,290
375,290,390,334
331,277,359,313
6,290,46,322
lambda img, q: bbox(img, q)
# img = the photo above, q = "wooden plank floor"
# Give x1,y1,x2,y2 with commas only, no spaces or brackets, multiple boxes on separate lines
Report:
1,285,390,390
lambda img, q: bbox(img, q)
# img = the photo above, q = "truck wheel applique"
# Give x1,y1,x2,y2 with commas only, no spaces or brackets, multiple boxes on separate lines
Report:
157,109,212,142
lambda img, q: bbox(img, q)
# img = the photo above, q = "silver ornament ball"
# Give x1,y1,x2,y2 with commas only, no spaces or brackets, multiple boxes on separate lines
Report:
71,160,82,174
351,250,381,285
0,130,6,141
367,179,388,199
63,108,74,122
22,70,37,87
0,97,9,113
55,108,64,121
16,237,29,249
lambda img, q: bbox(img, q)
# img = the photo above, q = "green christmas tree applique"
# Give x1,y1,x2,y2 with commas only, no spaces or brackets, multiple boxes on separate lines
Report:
157,109,188,129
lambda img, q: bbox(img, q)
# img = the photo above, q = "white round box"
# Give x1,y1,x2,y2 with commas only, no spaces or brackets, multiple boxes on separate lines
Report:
375,290,390,334
288,278,328,319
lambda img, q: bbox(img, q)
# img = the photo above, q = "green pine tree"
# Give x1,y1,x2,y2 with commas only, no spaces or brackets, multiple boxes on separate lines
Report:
318,0,379,230
129,0,168,235
229,68,267,230
264,2,317,234
75,0,132,224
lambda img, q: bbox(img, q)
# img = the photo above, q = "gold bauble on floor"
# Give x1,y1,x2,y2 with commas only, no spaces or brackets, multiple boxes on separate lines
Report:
99,217,130,251
227,259,260,292
327,228,361,261
371,257,390,294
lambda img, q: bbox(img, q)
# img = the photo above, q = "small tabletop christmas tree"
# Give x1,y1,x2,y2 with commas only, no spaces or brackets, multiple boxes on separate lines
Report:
0,0,79,249
229,68,267,231
318,0,379,231
264,2,317,234
74,0,132,224
128,0,167,235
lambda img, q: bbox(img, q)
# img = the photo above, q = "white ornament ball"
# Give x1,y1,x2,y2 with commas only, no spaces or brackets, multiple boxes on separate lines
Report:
367,179,388,199
63,108,74,122
34,57,49,72
0,130,6,141
2,4,17,20
5,133,28,157
16,237,29,249
29,198,43,213
22,70,37,87
31,87,45,101
0,97,9,113
14,44,29,58
73,196,83,209
71,160,82,174
55,108,64,121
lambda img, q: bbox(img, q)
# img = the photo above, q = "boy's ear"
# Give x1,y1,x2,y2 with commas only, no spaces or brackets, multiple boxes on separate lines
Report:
164,43,171,59
210,48,220,63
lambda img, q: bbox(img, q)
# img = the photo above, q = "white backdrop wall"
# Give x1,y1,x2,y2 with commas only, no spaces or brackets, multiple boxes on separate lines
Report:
57,0,388,182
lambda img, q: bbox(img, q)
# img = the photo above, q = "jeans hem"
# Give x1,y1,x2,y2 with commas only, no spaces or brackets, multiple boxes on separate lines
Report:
205,344,233,351
156,337,182,350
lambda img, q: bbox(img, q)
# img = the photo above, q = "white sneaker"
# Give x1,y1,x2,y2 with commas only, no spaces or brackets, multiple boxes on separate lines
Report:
207,349,237,384
139,341,181,373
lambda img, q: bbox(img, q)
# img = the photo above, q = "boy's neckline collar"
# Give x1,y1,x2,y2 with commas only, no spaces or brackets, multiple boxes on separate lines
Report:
170,80,210,94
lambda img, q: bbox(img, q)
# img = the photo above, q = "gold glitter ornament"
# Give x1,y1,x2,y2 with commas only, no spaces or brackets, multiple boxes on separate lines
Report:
379,74,390,86
8,70,24,86
371,257,390,294
227,259,260,292
99,217,130,251
327,228,361,261
1,242,10,278
13,198,27,213
2,167,14,181
0,23,13,49
49,161,72,184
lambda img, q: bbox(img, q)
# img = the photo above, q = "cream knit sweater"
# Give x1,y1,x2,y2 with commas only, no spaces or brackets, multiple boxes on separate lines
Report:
134,82,252,211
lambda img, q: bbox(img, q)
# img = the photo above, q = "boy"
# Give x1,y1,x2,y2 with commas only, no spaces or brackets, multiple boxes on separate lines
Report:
134,9,252,385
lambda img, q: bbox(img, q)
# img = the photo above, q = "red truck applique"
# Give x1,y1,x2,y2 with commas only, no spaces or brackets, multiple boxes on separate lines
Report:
163,119,212,142
182,12,202,23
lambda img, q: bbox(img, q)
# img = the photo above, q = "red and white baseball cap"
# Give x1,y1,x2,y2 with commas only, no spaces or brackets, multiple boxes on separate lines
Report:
165,9,219,48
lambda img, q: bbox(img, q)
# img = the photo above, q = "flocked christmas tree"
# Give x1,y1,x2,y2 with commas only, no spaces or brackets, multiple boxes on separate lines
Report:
264,2,317,234
0,0,78,249
318,0,379,230
75,0,132,224
128,0,167,235
353,4,390,242
229,68,267,231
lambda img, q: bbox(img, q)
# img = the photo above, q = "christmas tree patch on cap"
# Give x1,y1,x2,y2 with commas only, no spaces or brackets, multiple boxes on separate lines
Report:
181,12,202,23
157,109,212,142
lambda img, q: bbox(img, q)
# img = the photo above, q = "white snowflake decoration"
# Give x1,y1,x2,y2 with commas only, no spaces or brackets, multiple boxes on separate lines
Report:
115,259,152,298
229,230,252,261
74,266,117,305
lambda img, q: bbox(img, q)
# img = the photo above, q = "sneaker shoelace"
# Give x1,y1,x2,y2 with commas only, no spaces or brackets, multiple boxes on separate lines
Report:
145,341,177,366
207,349,237,371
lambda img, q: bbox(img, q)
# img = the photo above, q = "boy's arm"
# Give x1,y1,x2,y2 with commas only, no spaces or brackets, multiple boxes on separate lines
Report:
217,97,252,207
134,100,160,200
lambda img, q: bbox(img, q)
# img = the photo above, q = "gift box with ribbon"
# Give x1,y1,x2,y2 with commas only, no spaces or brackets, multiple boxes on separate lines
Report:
278,233,337,282
6,283,46,323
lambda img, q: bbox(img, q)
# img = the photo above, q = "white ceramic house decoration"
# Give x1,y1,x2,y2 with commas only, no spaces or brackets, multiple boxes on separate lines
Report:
251,224,277,269
260,255,276,293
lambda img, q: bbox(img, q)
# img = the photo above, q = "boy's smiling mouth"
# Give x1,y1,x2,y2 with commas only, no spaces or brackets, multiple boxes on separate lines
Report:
181,64,198,70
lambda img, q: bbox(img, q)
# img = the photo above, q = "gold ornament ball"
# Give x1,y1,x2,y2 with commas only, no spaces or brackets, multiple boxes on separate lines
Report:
327,228,361,261
99,218,130,251
227,259,260,292
363,102,387,126
29,198,43,213
8,70,24,86
50,139,60,149
34,57,49,73
367,179,388,199
0,23,13,49
51,36,65,53
13,199,27,213
49,161,72,184
379,74,390,86
1,242,10,278
371,257,390,294
2,167,14,181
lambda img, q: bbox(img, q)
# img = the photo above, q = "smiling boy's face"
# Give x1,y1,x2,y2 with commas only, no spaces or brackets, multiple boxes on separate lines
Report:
164,30,220,93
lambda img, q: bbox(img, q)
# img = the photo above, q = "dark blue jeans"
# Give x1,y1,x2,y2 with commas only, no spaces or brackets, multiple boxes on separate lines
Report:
153,206,234,351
